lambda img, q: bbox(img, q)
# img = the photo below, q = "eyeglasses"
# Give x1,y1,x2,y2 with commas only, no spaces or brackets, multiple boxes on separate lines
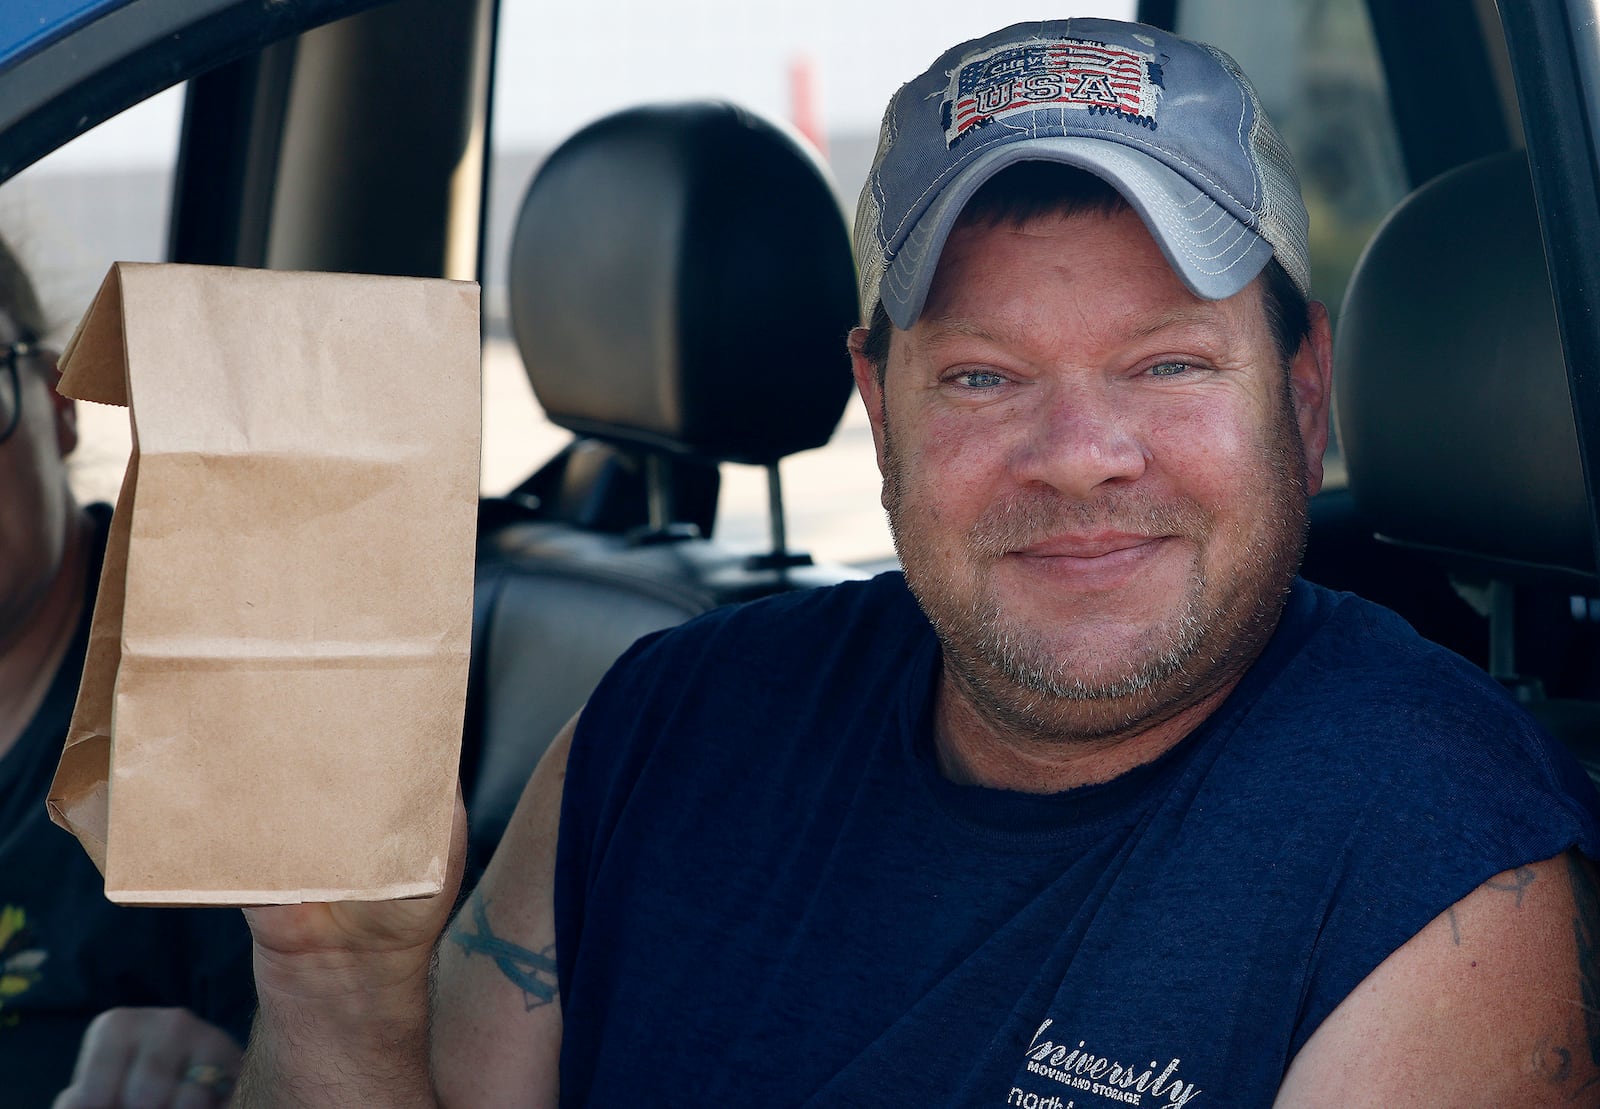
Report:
0,339,41,447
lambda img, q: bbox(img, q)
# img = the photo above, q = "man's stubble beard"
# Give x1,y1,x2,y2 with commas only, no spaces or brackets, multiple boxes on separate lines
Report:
883,383,1310,746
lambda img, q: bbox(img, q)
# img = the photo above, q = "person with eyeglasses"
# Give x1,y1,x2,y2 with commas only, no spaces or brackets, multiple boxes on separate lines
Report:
0,236,255,1107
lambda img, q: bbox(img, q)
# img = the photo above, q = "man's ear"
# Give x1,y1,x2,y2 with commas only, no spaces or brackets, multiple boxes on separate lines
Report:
848,326,888,481
1290,301,1333,495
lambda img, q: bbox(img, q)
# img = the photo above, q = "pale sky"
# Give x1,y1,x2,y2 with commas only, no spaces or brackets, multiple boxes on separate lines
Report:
35,0,1134,171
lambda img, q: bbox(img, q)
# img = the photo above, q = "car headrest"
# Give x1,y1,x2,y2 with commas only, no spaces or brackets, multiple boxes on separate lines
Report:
1334,149,1594,585
507,101,858,466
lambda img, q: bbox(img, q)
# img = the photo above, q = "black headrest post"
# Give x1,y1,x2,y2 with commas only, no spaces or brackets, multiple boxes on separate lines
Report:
1488,581,1516,682
766,464,789,560
645,455,673,534
743,463,813,572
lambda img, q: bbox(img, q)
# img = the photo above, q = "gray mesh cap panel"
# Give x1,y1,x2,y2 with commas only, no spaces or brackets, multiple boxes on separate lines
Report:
1206,44,1310,298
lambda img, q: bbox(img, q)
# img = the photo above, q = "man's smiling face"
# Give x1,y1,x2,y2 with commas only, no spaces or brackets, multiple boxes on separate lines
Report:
855,203,1331,748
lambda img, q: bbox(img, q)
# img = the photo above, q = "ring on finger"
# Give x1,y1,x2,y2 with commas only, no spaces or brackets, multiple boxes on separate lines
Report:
180,1062,236,1099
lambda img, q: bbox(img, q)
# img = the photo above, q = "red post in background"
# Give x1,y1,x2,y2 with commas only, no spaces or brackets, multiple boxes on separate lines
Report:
789,53,829,161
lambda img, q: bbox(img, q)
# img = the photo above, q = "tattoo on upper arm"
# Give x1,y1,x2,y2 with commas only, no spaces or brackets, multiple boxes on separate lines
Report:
1485,865,1538,908
1566,853,1600,1069
448,889,559,1011
1532,1036,1573,1085
1447,869,1537,948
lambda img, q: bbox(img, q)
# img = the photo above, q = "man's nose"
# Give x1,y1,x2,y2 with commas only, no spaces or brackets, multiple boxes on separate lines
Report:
1008,381,1148,499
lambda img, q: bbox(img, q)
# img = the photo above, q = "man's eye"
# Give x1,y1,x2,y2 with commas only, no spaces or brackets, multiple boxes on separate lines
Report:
1148,362,1191,378
956,370,1007,389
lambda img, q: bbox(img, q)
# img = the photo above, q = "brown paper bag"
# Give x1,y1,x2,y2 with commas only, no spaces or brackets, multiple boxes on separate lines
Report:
45,262,480,905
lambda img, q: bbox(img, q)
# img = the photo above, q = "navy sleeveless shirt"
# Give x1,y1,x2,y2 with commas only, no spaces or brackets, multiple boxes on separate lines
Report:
554,575,1600,1107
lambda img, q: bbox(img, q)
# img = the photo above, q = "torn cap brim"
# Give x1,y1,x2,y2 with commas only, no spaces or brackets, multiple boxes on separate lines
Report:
879,135,1276,330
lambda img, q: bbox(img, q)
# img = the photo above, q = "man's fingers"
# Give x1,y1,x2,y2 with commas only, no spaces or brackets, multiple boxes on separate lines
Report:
119,1045,205,1108
53,1007,241,1109
170,1062,238,1109
54,1008,139,1108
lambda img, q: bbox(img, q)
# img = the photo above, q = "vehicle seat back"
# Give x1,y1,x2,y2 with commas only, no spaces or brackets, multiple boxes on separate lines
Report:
1334,149,1600,777
463,102,863,868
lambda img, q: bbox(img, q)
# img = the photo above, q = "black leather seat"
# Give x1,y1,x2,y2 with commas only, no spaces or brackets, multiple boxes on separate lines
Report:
1335,148,1600,779
461,102,864,869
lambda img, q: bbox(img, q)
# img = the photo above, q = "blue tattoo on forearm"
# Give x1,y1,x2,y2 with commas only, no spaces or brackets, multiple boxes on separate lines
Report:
449,890,559,1011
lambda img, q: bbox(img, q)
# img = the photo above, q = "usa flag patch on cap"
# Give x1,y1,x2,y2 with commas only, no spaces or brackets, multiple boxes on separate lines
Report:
943,38,1163,146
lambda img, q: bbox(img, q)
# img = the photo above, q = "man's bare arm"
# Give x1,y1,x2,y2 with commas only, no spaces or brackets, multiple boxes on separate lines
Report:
232,714,572,1108
1275,850,1600,1107
431,715,573,1107
231,794,468,1108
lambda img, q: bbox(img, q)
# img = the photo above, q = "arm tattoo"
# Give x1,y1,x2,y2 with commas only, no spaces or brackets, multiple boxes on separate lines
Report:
1566,853,1600,1069
1531,1036,1573,1084
1447,866,1536,947
1485,865,1538,908
448,889,559,1011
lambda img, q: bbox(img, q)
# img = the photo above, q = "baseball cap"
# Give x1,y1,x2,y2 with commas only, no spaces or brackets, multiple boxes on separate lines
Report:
855,18,1310,329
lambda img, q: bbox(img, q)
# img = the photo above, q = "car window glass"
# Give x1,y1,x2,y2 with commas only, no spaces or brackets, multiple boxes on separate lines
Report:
0,84,184,510
1176,0,1407,489
1176,0,1407,322
484,0,1136,565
